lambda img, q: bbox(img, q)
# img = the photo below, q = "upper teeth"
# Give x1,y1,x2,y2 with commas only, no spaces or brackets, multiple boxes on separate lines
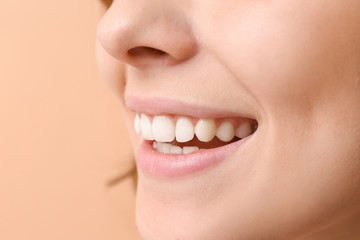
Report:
152,115,176,142
195,119,217,142
175,117,194,142
216,121,235,142
134,113,254,143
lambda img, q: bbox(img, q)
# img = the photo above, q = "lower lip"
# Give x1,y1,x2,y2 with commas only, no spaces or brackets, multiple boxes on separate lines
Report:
136,137,251,178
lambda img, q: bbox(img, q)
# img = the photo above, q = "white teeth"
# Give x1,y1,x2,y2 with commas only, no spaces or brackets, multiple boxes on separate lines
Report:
183,146,199,154
157,142,171,154
134,114,141,134
175,117,195,143
195,119,216,142
235,122,253,139
216,121,235,142
153,142,198,155
152,115,175,142
136,112,256,146
140,113,154,140
170,145,183,154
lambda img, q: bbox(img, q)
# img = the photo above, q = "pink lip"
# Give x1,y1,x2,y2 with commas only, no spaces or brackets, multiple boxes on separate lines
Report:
126,96,255,119
127,96,256,178
137,137,251,178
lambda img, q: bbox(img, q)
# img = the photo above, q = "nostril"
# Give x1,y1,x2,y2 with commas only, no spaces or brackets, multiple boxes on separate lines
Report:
128,46,168,58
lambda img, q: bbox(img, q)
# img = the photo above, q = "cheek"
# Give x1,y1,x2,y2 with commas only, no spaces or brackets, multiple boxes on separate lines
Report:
200,1,360,118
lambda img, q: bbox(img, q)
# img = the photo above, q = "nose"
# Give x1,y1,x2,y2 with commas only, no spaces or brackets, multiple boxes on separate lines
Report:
96,1,198,69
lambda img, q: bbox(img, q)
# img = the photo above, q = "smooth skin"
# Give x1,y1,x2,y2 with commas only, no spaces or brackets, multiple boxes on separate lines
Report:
96,0,360,239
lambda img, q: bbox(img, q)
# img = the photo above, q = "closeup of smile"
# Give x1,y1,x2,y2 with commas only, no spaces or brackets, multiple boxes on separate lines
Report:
129,99,258,178
95,0,360,237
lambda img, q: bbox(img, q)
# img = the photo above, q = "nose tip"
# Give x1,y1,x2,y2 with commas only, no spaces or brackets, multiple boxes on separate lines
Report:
97,3,198,68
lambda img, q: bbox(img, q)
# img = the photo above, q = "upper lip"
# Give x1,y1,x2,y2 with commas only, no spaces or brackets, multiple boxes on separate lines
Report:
125,95,257,120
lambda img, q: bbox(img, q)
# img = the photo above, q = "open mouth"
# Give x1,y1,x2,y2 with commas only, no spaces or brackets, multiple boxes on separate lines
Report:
134,113,258,154
127,97,259,178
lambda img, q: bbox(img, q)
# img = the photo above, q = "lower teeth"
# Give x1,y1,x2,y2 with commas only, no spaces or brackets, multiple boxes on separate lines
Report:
152,124,256,155
153,142,199,155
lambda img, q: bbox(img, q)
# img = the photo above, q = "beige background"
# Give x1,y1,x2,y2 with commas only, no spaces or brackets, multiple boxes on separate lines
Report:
0,0,140,239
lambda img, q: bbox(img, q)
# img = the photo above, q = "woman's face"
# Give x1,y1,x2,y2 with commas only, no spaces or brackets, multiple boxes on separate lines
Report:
96,0,360,239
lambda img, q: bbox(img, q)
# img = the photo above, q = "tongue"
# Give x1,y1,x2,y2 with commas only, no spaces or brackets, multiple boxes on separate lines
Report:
170,136,240,149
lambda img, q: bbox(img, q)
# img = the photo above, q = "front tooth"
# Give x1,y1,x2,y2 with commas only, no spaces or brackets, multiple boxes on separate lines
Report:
216,121,235,142
170,145,182,154
195,119,216,142
157,142,171,154
175,117,194,143
183,146,199,154
235,122,253,138
134,114,141,134
140,113,154,140
152,115,175,142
